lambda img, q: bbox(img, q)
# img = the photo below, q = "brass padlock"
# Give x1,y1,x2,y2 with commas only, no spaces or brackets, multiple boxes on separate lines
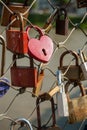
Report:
76,0,87,8
1,0,29,27
58,50,81,82
65,81,87,124
56,8,68,35
36,93,61,130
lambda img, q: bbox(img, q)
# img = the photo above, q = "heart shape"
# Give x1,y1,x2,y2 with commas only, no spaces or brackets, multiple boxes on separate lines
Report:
28,35,54,63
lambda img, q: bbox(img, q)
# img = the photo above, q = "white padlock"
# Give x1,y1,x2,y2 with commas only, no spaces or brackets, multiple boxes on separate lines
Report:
56,70,69,117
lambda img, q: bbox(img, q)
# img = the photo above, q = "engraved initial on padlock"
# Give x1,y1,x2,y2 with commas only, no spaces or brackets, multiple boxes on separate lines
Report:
56,8,69,35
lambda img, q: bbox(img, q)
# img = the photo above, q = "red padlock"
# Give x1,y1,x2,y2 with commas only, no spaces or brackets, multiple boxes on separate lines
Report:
6,12,28,54
26,25,54,63
10,54,38,88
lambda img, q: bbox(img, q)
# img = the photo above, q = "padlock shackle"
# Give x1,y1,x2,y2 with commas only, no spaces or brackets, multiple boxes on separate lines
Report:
12,54,34,68
59,50,79,67
65,81,86,102
8,12,24,31
10,118,33,130
5,0,29,6
36,93,56,129
0,35,6,76
57,8,68,19
26,25,44,40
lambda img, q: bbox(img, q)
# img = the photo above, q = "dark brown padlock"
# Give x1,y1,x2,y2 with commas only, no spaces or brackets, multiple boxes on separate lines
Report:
6,12,28,54
58,50,81,82
76,0,87,8
1,0,29,27
36,93,61,130
56,8,68,35
10,54,38,88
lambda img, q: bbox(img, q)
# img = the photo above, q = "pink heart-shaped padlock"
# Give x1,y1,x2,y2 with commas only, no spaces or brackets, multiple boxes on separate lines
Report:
26,26,54,63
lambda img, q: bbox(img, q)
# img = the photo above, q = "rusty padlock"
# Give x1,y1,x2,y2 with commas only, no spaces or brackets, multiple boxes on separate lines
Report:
56,8,69,35
1,0,29,27
27,25,54,63
76,0,87,8
65,81,87,124
36,93,61,130
58,50,81,82
10,54,38,88
6,12,28,54
0,35,10,97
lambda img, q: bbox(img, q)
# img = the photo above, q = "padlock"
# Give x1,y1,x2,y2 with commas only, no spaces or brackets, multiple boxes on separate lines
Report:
76,0,87,8
27,25,54,63
56,8,69,35
1,0,29,27
56,70,69,117
65,81,87,124
58,50,81,81
0,35,10,97
6,12,28,54
10,54,38,88
10,118,33,130
36,93,61,130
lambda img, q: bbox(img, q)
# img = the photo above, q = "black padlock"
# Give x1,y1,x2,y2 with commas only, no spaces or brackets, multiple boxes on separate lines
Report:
36,93,61,130
56,8,69,35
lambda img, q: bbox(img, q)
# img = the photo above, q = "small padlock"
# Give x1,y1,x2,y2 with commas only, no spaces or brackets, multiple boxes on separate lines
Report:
6,12,28,54
1,0,29,27
27,25,54,63
56,8,69,35
76,0,87,8
56,70,69,117
36,93,61,130
10,54,38,88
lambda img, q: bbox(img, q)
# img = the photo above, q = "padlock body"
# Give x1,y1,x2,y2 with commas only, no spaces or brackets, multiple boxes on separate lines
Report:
1,3,29,27
68,95,87,123
56,18,68,35
6,30,28,54
58,65,80,81
11,66,38,88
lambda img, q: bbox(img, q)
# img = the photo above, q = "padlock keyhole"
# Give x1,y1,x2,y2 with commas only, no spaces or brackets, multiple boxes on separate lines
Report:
42,49,47,56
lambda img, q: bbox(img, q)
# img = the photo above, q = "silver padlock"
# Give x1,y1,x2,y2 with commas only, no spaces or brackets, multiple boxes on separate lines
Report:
10,118,33,130
79,50,87,80
56,70,69,117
